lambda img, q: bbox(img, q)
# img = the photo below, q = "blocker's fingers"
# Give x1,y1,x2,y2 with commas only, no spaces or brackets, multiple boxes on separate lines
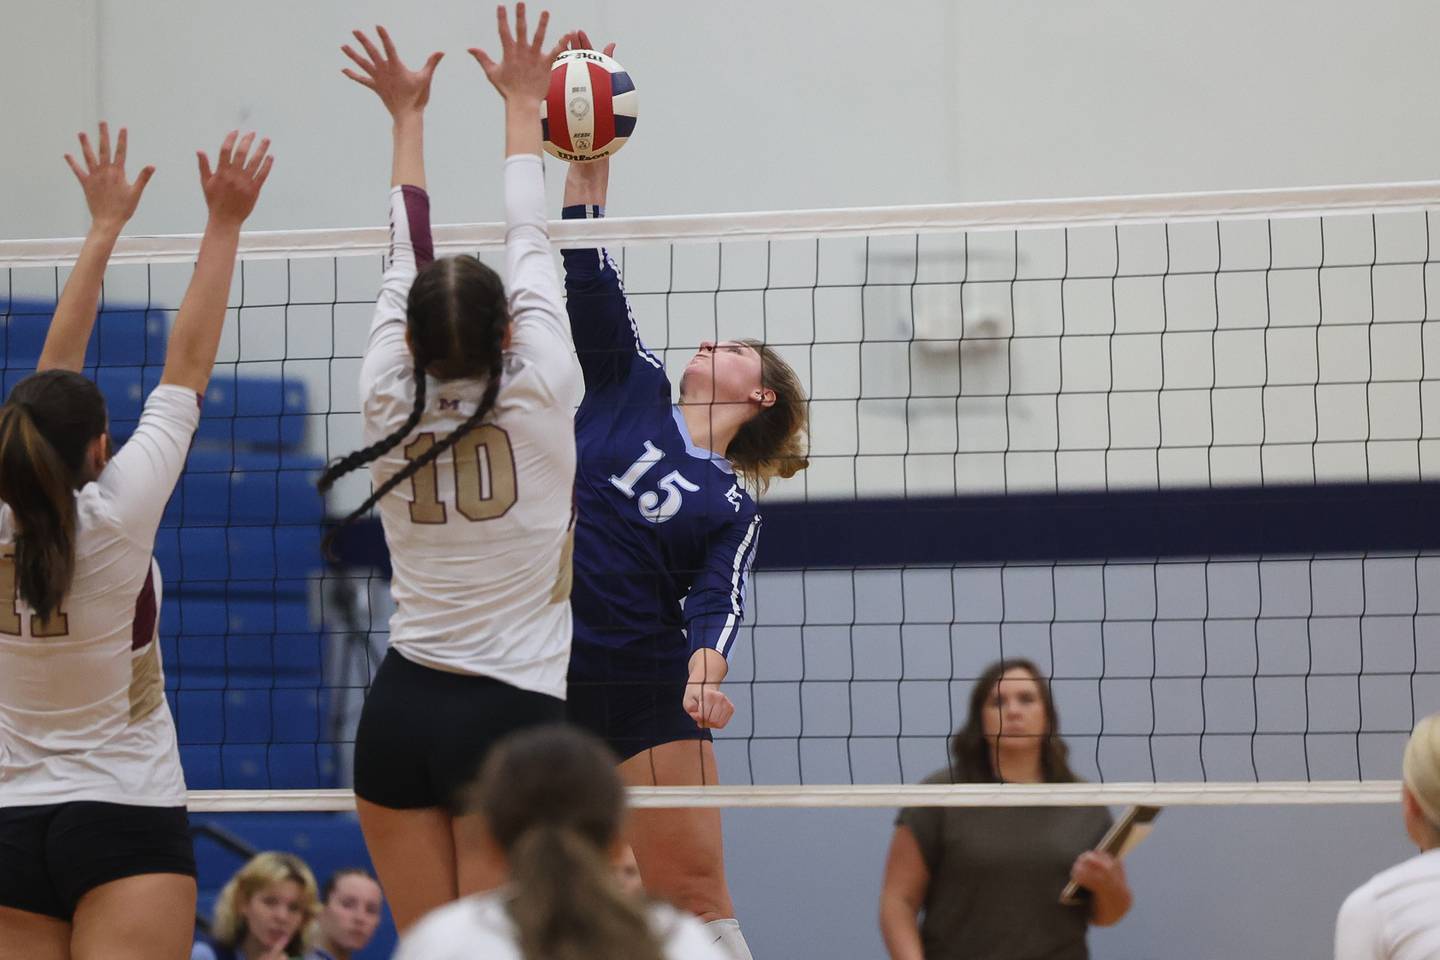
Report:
197,151,214,184
79,132,99,171
376,24,398,61
514,2,529,47
341,44,376,75
64,153,86,182
495,5,514,50
232,131,257,169
97,122,111,164
245,138,271,177
470,47,499,75
353,29,384,67
342,68,377,89
115,126,128,166
530,9,549,50
217,130,239,168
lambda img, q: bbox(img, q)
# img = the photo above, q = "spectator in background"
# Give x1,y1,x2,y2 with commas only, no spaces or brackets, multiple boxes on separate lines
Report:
878,658,1132,960
305,869,384,960
192,852,320,960
1334,712,1440,960
394,725,726,960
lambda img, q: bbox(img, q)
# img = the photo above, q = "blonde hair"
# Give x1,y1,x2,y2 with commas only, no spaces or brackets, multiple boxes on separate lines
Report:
1403,712,1440,828
211,851,320,955
727,340,809,493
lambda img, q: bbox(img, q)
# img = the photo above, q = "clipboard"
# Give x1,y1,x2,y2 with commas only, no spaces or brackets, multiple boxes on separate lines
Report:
1059,804,1161,906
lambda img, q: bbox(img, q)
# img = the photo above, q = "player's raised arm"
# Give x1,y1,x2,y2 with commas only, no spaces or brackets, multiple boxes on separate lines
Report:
550,34,664,394
469,5,580,405
339,24,441,391
470,3,572,159
159,131,272,394
39,123,155,374
342,25,443,190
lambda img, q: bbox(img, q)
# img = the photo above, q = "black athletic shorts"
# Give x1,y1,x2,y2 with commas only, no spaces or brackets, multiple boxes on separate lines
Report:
566,667,712,762
0,801,195,921
353,648,566,813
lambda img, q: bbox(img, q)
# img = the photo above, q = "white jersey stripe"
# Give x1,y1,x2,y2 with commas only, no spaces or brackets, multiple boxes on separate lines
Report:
600,248,664,371
716,515,761,656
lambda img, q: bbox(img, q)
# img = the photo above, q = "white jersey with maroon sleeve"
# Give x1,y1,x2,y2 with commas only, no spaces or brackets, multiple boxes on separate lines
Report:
359,155,582,699
0,383,201,807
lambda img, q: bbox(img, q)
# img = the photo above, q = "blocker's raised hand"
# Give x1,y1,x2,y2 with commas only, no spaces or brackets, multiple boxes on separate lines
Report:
197,130,273,226
64,122,155,228
469,3,572,101
342,25,444,119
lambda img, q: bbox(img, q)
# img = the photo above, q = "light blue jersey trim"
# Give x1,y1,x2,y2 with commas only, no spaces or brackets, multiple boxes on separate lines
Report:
671,405,735,475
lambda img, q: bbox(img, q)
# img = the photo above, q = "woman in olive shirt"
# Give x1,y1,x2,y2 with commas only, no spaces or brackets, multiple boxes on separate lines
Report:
879,659,1133,960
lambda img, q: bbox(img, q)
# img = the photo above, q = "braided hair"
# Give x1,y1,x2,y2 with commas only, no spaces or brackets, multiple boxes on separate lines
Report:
318,255,509,559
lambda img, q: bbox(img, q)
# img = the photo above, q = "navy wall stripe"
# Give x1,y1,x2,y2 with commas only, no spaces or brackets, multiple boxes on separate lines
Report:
330,481,1440,573
756,482,1440,568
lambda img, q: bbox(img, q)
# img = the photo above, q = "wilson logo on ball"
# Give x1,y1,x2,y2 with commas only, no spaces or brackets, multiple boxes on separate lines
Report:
542,50,638,163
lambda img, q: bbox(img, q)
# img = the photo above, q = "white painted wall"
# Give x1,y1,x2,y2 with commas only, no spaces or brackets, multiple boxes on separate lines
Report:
5,1,1439,241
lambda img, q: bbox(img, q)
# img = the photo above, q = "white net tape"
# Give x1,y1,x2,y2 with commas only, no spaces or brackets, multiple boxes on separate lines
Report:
3,180,1440,267
187,781,1404,813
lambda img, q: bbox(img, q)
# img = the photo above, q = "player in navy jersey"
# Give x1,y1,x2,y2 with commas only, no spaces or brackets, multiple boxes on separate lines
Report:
319,10,582,935
558,37,810,959
0,124,270,960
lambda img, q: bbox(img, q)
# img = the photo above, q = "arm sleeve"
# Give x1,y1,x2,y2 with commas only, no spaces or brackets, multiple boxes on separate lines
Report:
502,155,582,409
683,507,762,659
1333,886,1383,960
358,185,432,415
895,806,944,874
560,203,667,395
97,384,201,544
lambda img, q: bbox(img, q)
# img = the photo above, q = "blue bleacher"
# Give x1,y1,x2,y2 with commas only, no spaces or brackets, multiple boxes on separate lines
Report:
158,449,325,528
1,300,166,370
199,370,310,449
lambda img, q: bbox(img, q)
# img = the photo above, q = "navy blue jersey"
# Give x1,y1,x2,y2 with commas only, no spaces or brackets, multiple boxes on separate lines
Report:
563,205,761,681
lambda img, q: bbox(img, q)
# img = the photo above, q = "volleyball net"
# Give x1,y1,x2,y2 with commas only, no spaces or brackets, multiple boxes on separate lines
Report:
3,180,1437,812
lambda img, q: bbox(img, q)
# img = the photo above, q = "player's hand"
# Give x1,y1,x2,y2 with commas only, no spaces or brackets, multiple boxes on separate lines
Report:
342,26,444,120
683,679,735,730
1070,850,1126,897
469,3,572,102
64,123,155,230
683,648,735,729
197,131,273,227
568,29,616,58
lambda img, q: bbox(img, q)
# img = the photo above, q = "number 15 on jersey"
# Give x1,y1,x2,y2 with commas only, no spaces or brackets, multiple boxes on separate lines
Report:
608,441,699,525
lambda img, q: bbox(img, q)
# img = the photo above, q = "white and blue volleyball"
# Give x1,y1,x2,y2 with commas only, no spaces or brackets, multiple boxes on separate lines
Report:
542,49,638,163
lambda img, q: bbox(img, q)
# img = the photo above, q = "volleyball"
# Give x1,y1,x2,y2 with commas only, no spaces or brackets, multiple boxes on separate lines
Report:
542,49,638,163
